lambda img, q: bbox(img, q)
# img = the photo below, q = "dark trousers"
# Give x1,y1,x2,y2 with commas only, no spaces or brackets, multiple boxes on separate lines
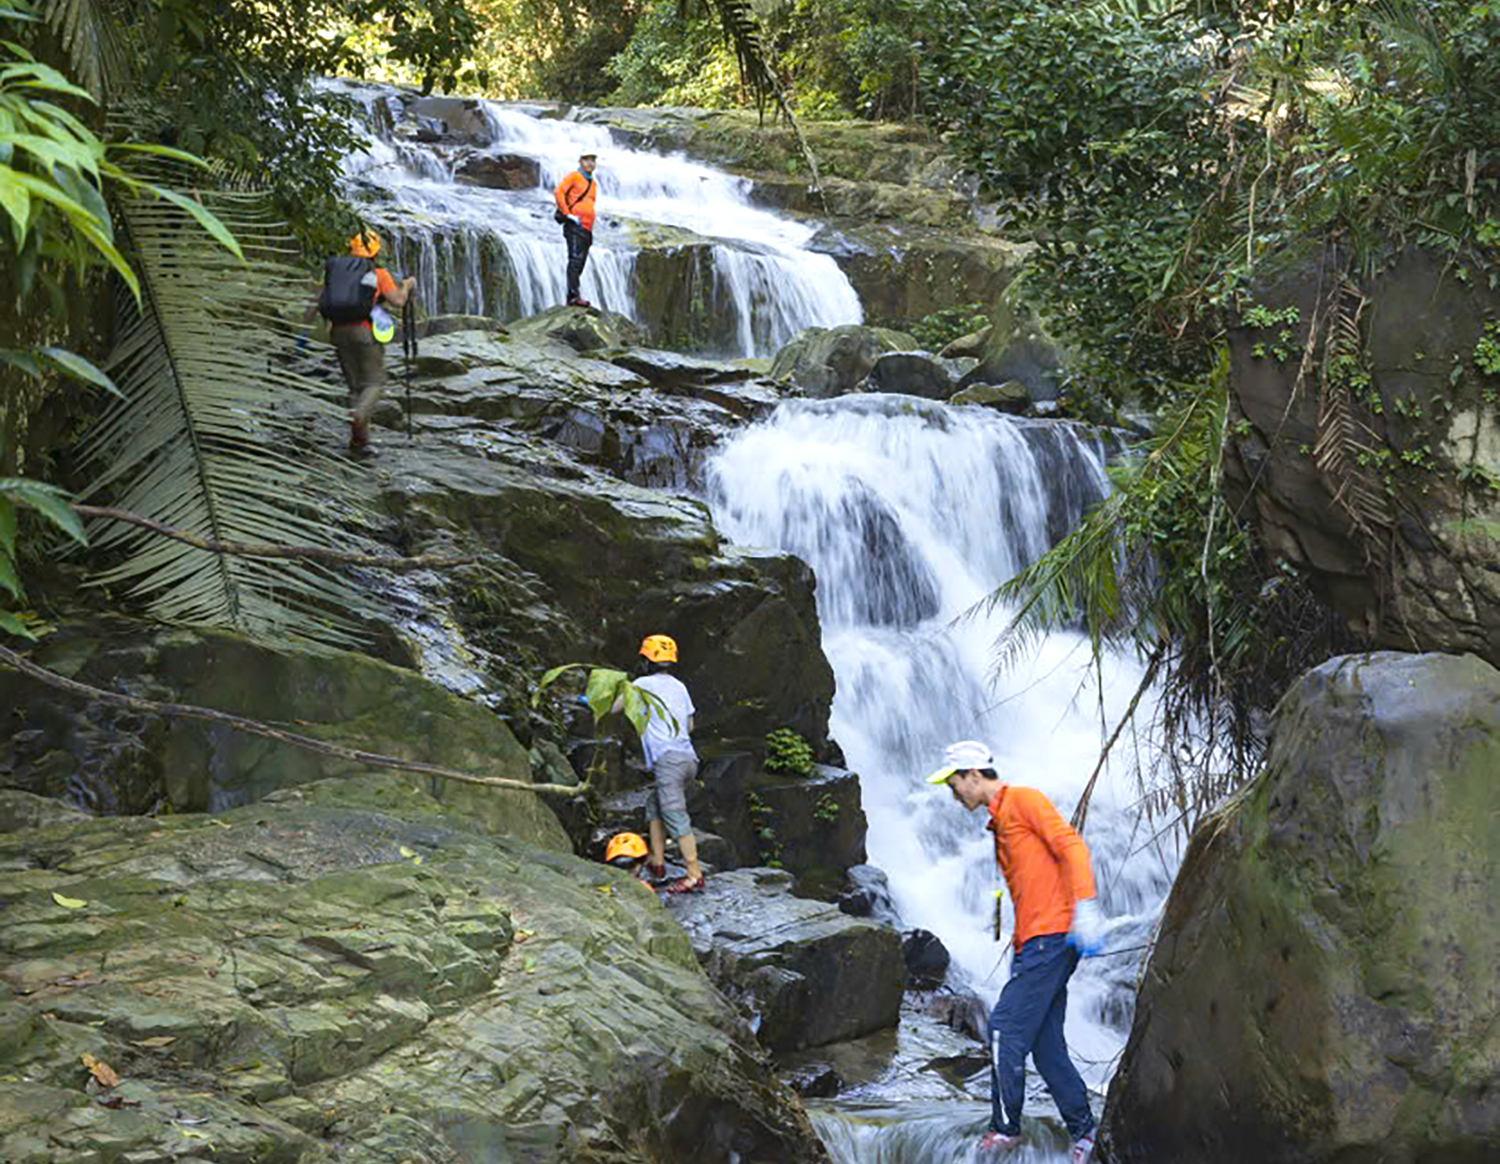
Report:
989,932,1095,1140
562,218,592,301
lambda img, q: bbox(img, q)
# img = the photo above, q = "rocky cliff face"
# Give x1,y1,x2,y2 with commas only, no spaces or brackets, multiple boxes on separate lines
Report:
1226,245,1500,669
1098,651,1500,1164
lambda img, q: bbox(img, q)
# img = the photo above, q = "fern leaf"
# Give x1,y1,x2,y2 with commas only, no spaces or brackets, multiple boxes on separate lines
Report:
76,161,383,648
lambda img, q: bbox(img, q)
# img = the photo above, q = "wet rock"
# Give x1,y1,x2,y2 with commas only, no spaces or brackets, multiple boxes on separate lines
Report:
867,351,964,399
672,868,905,1051
505,304,648,352
454,151,540,189
956,280,1069,401
0,617,572,851
941,326,993,360
380,447,836,757
694,755,867,889
837,864,898,924
0,790,92,834
950,380,1030,413
416,312,508,339
1100,651,1500,1164
401,95,493,145
769,324,916,398
1224,245,1500,667
783,1063,844,1098
0,779,830,1163
901,929,951,990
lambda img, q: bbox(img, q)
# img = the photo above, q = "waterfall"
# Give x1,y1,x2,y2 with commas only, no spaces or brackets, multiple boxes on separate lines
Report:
706,396,1182,1161
318,80,862,356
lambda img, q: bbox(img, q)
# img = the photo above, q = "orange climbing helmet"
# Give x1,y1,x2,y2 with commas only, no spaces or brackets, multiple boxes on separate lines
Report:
639,634,678,664
605,832,649,867
348,229,382,258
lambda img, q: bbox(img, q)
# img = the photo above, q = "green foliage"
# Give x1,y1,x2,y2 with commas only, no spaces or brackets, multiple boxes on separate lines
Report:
533,663,677,762
909,303,987,352
747,791,782,866
763,726,813,775
813,792,839,822
1475,320,1500,376
606,0,920,119
0,476,88,638
983,350,1364,820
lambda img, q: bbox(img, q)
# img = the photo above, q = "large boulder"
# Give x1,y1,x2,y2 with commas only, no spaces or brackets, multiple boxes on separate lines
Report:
769,325,916,398
671,868,905,1052
0,777,831,1163
1224,244,1500,668
454,151,540,190
0,618,572,852
959,278,1068,401
379,444,836,757
1099,651,1500,1164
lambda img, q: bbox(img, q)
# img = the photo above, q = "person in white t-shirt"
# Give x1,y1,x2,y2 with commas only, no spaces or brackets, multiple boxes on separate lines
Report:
632,633,705,894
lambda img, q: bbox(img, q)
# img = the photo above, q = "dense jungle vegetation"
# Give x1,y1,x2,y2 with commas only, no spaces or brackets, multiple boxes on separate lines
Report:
5,0,1500,808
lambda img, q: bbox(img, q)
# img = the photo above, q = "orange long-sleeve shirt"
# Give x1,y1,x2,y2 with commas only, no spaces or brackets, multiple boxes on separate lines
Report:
987,785,1097,951
554,170,597,230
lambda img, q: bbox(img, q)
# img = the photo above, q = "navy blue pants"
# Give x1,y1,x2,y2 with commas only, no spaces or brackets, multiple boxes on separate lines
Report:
562,218,592,301
988,931,1094,1140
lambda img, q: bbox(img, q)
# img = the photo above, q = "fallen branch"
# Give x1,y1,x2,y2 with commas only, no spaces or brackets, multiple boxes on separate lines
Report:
0,643,585,798
73,505,477,572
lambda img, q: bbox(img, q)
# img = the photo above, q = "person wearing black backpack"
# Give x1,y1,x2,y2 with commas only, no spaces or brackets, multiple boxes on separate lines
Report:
553,152,598,308
303,229,415,452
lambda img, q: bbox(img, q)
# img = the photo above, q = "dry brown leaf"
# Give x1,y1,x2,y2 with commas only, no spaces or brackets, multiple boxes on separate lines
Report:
81,1053,121,1088
133,1036,176,1048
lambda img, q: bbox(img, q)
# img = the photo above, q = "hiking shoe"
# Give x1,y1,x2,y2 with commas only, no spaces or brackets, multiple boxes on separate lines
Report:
665,875,705,895
979,1130,1022,1153
1070,1132,1095,1163
349,417,371,450
646,863,666,883
566,296,592,308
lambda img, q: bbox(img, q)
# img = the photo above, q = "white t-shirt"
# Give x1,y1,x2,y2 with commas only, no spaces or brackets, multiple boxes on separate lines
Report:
632,672,697,768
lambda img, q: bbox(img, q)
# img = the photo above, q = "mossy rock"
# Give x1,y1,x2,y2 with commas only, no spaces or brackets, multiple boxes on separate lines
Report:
1101,651,1500,1164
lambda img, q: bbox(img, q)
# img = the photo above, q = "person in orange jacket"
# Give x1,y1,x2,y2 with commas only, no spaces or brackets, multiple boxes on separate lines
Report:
553,152,598,308
928,740,1106,1164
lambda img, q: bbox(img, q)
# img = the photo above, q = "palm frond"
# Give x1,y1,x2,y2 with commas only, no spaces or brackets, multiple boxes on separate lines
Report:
40,0,125,103
76,162,383,648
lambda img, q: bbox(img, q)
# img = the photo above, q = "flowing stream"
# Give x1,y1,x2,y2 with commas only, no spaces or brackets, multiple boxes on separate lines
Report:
322,80,862,356
706,396,1182,1162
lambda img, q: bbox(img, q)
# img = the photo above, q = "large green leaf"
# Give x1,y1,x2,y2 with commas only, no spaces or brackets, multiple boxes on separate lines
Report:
75,162,384,648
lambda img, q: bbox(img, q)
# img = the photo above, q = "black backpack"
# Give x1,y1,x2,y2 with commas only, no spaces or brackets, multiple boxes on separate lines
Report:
319,255,377,324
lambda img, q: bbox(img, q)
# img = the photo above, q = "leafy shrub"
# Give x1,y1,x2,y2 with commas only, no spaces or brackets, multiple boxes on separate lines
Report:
764,727,814,775
909,303,988,352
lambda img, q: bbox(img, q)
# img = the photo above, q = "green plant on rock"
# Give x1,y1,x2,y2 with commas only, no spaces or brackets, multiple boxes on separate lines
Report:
813,792,839,823
533,663,676,789
909,303,988,353
764,726,814,775
747,791,782,867
1474,321,1500,376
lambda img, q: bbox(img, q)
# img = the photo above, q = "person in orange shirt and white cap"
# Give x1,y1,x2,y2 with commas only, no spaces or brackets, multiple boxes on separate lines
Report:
553,152,598,308
928,739,1105,1164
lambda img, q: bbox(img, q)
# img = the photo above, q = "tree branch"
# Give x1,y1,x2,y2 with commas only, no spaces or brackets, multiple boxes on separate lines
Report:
73,504,477,572
0,643,585,798
1071,639,1167,835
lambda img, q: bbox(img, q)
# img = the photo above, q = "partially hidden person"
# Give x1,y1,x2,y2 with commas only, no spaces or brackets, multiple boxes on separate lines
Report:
603,832,658,893
553,151,598,308
303,229,415,453
630,634,705,894
927,740,1106,1164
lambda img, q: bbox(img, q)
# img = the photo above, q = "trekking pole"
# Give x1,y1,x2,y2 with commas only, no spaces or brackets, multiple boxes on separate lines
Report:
403,297,416,442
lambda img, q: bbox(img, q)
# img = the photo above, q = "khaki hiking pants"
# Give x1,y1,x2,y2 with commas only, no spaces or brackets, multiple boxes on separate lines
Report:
332,324,387,423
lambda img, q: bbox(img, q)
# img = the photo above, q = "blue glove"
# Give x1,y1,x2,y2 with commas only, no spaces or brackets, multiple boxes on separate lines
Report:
295,333,309,355
1068,897,1106,955
575,694,591,707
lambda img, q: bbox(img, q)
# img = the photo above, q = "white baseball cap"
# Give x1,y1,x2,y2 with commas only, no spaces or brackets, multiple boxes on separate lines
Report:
925,740,996,784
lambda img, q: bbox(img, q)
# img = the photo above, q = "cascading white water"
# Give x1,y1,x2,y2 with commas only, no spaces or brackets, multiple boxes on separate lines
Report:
319,80,862,356
706,395,1183,1161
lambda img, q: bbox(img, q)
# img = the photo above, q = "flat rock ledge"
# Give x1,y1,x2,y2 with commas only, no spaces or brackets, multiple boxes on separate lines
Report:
0,779,829,1164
